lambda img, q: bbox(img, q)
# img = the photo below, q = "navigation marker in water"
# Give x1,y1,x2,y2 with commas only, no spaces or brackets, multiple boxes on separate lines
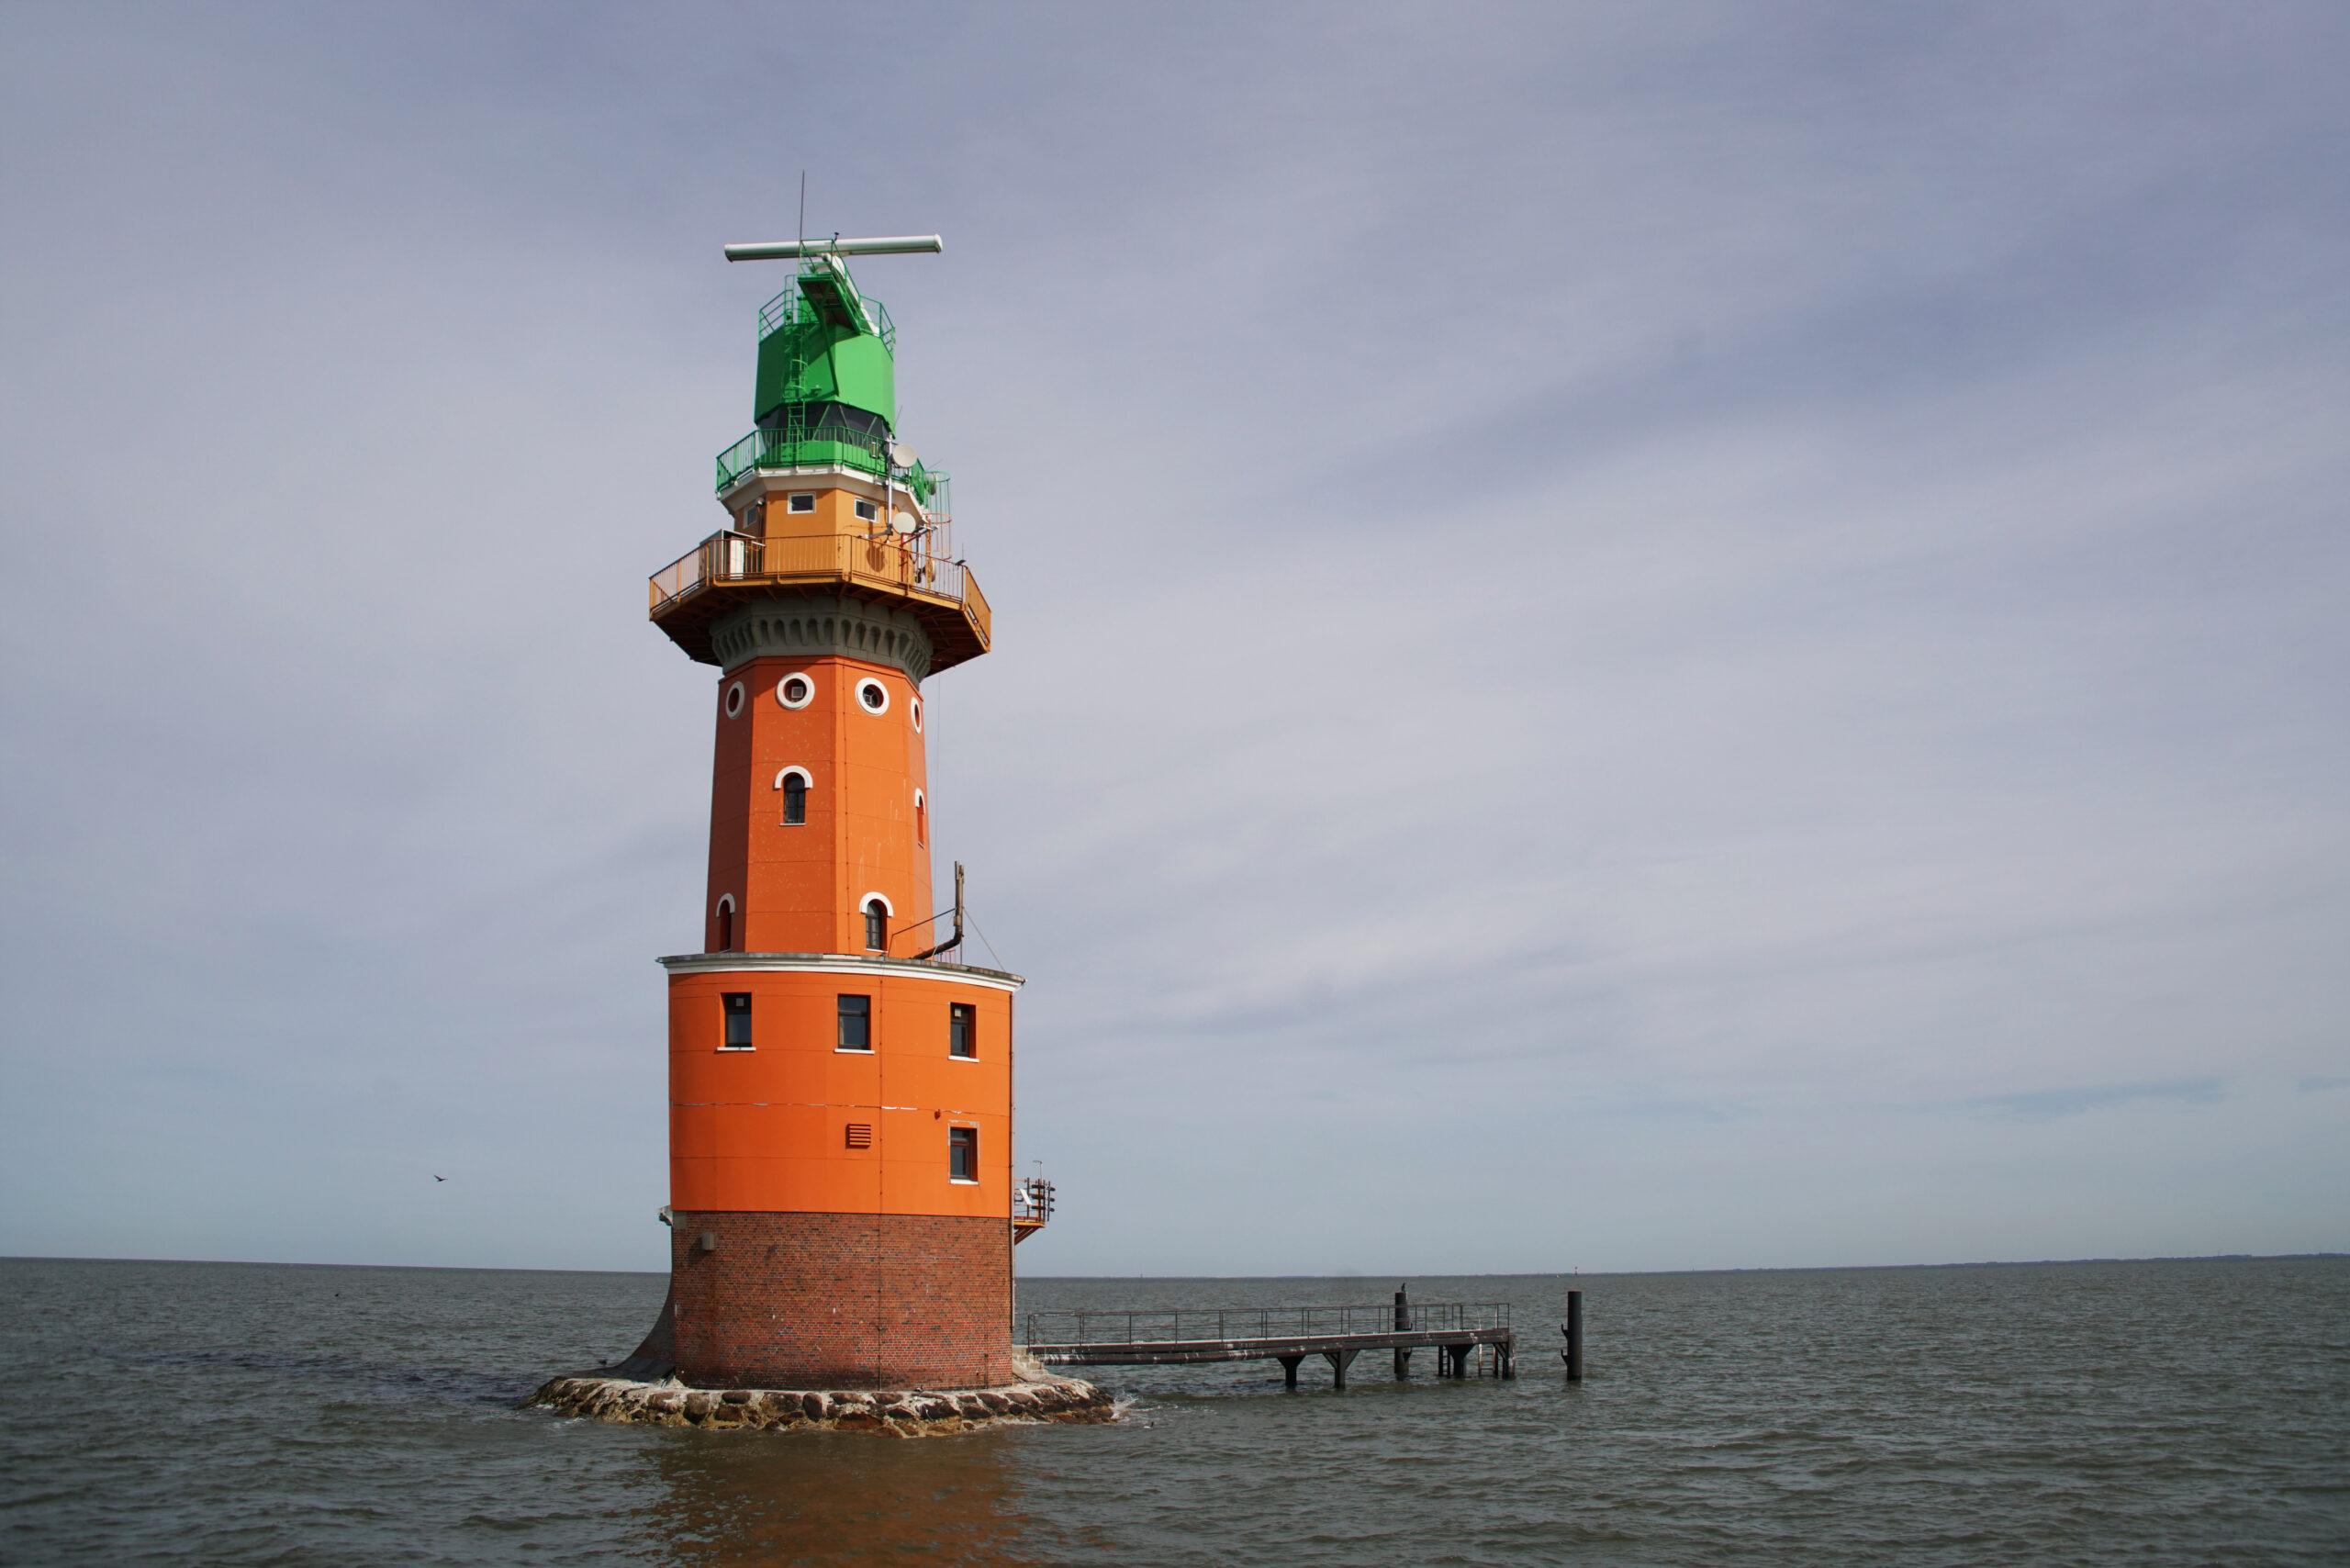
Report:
532,230,1084,1425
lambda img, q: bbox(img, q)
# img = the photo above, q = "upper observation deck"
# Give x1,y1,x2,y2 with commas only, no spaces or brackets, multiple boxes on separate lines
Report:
649,251,988,674
647,523,990,673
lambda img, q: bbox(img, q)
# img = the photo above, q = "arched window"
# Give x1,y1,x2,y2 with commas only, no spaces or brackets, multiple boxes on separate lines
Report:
913,790,926,846
783,772,807,824
714,895,736,953
865,898,889,953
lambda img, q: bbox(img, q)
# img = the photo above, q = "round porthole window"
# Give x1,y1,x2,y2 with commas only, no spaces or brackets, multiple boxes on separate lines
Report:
776,673,813,710
856,678,890,714
911,696,923,732
723,680,745,718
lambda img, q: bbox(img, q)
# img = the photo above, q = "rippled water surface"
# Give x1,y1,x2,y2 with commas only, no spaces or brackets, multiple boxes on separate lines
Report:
3,1256,2344,1565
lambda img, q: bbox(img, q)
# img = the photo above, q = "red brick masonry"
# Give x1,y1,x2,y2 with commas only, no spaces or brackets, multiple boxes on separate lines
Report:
669,1210,1013,1388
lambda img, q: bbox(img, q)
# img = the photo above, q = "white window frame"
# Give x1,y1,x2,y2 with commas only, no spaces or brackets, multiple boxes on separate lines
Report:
860,890,893,953
776,766,812,824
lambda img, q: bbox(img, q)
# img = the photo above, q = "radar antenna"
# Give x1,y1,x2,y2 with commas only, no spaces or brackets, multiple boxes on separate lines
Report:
723,235,945,261
722,230,946,543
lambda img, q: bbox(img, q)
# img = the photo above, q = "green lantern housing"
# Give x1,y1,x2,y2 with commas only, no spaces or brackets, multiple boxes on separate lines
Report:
713,249,952,510
753,252,897,431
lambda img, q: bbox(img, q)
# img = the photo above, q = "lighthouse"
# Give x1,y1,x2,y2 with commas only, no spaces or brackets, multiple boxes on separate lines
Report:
622,233,1046,1392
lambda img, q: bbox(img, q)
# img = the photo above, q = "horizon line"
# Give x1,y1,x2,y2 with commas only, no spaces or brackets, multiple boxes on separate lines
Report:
4,1250,2341,1279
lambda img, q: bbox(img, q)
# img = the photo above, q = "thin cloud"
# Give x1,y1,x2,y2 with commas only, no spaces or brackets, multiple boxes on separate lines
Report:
1958,1080,2227,1122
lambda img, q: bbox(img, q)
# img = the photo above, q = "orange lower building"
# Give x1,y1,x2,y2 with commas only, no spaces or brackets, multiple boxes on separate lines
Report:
617,241,1043,1390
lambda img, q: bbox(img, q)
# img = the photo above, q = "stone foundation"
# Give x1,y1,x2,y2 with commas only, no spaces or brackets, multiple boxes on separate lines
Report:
524,1372,1113,1437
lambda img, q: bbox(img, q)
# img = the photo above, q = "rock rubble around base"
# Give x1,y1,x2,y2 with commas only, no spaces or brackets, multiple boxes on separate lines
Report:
523,1372,1114,1436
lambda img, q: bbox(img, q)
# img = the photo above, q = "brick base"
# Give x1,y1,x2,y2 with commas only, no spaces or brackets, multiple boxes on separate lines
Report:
669,1211,1013,1389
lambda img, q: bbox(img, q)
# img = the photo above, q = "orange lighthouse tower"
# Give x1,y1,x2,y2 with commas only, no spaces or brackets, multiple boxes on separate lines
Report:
631,233,1044,1390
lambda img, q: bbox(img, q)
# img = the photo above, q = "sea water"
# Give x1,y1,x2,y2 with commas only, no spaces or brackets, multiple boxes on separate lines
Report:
1,1256,2343,1565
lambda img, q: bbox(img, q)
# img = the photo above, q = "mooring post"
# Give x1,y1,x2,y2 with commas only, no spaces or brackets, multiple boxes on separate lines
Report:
1324,1348,1360,1390
1564,1289,1585,1381
1279,1354,1304,1391
1393,1284,1411,1378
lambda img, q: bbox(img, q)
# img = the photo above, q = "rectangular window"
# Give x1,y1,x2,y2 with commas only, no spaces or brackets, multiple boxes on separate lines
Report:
722,992,752,1049
949,1126,978,1182
836,994,871,1051
949,1002,976,1058
854,498,878,521
788,492,815,513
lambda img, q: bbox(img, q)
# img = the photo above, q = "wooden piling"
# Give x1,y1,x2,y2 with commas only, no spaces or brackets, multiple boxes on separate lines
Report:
1564,1289,1584,1381
1393,1285,1411,1378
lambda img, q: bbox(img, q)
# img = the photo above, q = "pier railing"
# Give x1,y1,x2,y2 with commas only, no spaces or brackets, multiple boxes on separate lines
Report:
1020,1301,1509,1348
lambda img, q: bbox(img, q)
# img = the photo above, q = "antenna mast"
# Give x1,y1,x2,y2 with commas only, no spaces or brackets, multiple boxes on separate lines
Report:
910,863,965,963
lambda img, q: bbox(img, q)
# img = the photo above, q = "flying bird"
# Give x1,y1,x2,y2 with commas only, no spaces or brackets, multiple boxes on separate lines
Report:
434,1174,446,1182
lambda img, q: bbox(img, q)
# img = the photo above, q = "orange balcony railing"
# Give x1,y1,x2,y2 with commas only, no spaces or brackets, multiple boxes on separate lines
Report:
648,530,989,647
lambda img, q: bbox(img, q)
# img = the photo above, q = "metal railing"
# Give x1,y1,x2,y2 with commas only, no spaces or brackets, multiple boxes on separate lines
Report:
647,528,984,632
1019,1301,1510,1347
1013,1177,1055,1226
758,280,895,351
713,426,949,512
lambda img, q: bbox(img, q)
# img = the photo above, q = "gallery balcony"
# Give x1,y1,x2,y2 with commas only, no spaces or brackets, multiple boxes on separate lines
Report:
647,530,990,674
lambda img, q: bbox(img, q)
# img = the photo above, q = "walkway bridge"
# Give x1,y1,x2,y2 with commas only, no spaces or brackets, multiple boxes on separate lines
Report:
1022,1294,1516,1389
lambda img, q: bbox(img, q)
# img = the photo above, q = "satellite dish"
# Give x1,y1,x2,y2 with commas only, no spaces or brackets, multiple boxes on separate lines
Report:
890,513,918,535
889,442,918,469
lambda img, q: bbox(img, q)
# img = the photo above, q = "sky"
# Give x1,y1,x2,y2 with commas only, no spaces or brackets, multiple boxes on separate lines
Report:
2,2,2344,1278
